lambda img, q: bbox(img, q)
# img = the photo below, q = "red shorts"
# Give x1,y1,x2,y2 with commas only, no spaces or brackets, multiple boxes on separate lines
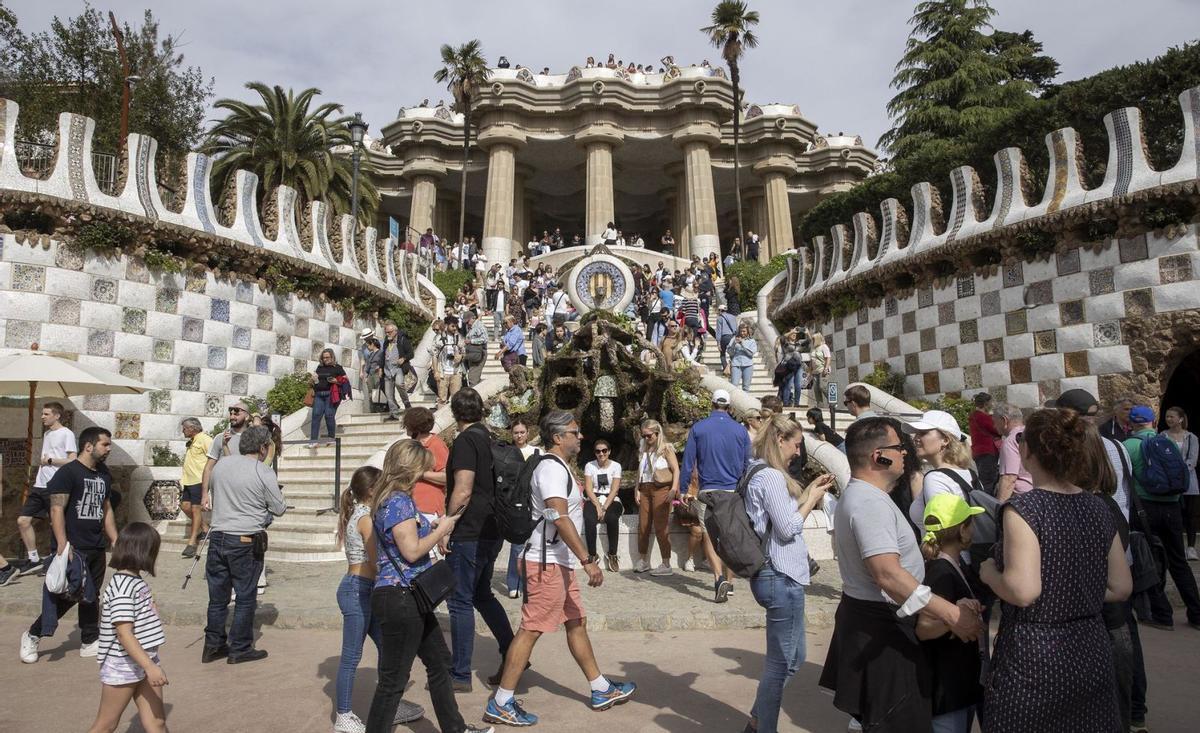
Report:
520,561,586,633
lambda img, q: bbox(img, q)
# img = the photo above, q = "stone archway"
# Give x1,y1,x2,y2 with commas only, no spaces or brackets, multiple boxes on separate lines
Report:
1161,349,1200,431
1098,310,1200,410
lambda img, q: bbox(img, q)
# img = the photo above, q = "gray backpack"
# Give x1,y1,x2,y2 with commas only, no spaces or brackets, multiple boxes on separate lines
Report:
700,464,770,578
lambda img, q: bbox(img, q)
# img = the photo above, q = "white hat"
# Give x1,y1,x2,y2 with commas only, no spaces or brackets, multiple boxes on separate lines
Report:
359,328,374,339
902,410,963,440
712,388,731,405
717,303,727,311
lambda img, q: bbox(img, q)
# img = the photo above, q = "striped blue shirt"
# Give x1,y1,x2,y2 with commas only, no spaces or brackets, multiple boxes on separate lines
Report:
743,459,810,585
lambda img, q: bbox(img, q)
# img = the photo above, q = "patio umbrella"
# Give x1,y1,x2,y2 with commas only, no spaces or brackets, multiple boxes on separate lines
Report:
0,349,150,500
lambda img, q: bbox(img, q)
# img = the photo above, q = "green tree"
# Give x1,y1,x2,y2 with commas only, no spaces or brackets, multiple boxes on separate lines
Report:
880,0,1058,161
202,82,379,226
433,40,491,248
0,3,212,155
702,1,759,261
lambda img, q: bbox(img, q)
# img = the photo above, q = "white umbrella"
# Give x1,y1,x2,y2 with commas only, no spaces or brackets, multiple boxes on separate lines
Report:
0,349,150,499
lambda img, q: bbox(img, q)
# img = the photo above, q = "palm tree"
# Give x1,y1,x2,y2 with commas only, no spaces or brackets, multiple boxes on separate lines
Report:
702,1,759,262
202,82,379,227
433,40,491,249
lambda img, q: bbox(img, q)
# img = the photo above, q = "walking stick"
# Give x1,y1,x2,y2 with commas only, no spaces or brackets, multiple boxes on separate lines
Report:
181,530,209,590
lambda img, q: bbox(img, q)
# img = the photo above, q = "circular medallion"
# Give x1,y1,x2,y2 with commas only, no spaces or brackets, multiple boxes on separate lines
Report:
566,255,634,314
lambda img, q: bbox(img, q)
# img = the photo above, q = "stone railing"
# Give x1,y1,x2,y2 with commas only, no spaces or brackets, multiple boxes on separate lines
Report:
0,99,442,319
770,86,1200,319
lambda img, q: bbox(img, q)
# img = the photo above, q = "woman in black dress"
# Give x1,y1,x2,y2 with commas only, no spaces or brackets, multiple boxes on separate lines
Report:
310,348,348,447
979,409,1132,732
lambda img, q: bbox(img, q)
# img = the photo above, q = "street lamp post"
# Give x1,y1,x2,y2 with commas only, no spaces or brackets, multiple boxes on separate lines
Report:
348,112,368,236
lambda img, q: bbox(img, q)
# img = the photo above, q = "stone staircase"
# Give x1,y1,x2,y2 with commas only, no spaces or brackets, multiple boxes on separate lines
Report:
160,318,796,563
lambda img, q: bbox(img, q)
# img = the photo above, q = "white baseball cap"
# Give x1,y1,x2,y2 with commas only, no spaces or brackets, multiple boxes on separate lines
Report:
712,389,731,406
901,410,964,441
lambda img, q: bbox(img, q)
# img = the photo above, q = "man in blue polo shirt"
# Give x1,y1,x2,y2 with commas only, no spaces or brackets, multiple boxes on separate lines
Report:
680,389,751,602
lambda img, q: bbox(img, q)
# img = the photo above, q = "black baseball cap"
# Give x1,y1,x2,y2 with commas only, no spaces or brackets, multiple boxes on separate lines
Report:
1051,388,1099,414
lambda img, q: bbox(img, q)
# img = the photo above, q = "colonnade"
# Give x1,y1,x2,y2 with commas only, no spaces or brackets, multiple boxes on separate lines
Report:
404,121,795,264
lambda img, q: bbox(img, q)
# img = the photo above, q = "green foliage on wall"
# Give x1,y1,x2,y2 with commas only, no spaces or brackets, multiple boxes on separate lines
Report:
384,303,431,344
150,444,182,467
75,221,137,255
862,362,906,398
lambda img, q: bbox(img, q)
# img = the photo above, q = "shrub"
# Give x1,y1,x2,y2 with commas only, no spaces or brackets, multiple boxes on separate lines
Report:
384,303,431,344
724,254,788,301
432,268,476,299
266,373,311,417
862,362,905,397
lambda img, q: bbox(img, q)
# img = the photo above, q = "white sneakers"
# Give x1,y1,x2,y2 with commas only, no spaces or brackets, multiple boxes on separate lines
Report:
333,711,366,733
19,631,39,664
79,640,99,658
680,560,695,572
1187,546,1198,562
633,558,651,573
650,563,673,576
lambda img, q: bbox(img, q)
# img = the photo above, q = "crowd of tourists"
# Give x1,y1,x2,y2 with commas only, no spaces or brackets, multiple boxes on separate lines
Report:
492,53,720,77
8,370,1200,733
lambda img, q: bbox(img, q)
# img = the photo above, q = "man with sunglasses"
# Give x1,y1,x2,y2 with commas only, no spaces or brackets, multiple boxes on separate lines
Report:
201,401,251,513
820,417,981,732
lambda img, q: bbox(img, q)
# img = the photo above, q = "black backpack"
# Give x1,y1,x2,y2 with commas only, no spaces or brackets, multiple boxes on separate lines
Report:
700,464,770,578
477,425,542,544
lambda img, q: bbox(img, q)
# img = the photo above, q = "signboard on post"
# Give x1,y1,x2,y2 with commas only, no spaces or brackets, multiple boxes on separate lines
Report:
828,382,839,430
388,217,400,241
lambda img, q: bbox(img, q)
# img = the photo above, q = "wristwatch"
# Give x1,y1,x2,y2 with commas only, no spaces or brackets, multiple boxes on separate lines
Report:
579,554,600,566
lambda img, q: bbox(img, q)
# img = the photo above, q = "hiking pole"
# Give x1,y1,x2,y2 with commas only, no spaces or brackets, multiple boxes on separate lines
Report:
181,530,209,590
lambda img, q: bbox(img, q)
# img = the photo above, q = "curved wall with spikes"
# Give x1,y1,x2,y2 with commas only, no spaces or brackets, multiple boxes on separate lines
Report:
762,86,1200,409
0,100,443,476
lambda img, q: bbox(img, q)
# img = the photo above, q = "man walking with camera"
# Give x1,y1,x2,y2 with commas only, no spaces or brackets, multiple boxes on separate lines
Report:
381,321,414,421
202,426,286,665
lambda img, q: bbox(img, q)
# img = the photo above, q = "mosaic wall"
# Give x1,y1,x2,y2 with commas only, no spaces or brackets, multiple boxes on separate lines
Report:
762,86,1200,408
0,234,381,466
812,227,1199,408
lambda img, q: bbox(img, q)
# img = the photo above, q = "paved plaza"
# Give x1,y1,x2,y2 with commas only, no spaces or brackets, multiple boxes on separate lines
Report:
4,561,1200,732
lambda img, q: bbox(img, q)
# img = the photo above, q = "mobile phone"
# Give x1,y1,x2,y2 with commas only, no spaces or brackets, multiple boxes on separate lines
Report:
452,504,468,517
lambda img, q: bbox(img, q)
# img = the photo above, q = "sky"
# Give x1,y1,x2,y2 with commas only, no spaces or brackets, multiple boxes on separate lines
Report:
7,0,1200,152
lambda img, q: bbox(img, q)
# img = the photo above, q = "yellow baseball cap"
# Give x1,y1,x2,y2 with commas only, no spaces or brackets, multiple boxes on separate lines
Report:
922,493,984,542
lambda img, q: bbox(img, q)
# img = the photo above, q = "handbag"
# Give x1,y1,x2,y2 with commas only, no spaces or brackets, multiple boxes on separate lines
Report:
303,388,314,407
465,342,486,364
377,521,456,614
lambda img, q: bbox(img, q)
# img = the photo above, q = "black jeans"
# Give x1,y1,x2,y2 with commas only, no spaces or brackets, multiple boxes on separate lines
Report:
29,547,106,642
366,586,465,733
1142,500,1200,625
1127,614,1148,723
204,530,264,653
1183,495,1200,546
583,501,622,556
975,453,999,495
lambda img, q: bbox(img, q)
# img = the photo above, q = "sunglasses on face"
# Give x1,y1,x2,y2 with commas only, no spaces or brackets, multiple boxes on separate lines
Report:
642,433,655,439
596,448,609,454
1016,431,1024,444
229,408,245,415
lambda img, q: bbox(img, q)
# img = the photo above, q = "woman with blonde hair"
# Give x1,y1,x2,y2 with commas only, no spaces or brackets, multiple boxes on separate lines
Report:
902,410,976,528
739,413,834,733
634,419,679,575
366,441,489,733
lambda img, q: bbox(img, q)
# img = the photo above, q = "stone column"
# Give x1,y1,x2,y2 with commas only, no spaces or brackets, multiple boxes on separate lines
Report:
477,126,527,264
754,160,797,259
576,125,623,245
510,169,527,250
666,162,689,258
681,142,720,261
407,175,438,239
744,187,765,261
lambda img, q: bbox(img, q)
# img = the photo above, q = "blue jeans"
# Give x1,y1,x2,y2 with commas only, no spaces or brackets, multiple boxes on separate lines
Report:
204,531,263,654
446,538,515,683
789,368,806,405
732,364,754,391
779,367,798,405
931,706,974,733
750,567,806,733
506,543,523,595
311,391,338,440
336,574,381,714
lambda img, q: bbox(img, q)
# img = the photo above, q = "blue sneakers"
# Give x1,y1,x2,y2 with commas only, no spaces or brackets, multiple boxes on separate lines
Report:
483,697,539,727
590,680,636,711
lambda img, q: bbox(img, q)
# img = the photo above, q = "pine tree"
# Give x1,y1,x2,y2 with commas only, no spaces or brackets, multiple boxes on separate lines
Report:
880,0,1059,161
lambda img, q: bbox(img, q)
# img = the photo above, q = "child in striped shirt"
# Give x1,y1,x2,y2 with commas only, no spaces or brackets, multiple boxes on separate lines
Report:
89,522,168,733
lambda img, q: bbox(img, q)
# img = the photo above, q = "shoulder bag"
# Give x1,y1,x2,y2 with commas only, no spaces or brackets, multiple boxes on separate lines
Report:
377,517,456,614
1108,437,1166,594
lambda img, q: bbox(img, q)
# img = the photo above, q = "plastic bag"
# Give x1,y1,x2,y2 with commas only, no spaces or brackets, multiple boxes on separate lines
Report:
44,544,71,595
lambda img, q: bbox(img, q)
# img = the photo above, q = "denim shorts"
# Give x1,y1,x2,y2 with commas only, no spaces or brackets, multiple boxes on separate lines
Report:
100,650,160,686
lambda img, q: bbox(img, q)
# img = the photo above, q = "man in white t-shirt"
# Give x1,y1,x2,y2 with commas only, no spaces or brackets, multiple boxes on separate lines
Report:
15,403,77,575
484,411,636,726
583,439,623,571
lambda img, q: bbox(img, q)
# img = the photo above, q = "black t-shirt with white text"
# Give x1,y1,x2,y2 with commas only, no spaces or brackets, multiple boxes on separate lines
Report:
46,460,112,551
446,424,499,541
